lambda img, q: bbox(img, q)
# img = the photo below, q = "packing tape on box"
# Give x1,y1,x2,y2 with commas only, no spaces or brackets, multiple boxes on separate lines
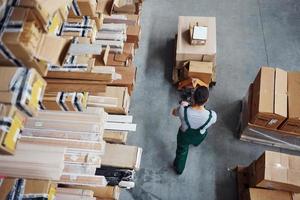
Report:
58,16,93,37
49,64,88,72
71,0,82,16
22,194,48,199
7,178,26,199
73,92,82,111
56,92,68,111
249,128,300,150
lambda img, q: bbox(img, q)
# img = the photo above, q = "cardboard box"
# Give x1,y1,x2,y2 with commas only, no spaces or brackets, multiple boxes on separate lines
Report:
0,178,57,200
0,104,26,155
16,0,71,32
0,8,72,74
176,16,216,63
0,67,47,117
113,0,141,14
280,72,300,134
243,188,293,200
251,67,287,129
69,0,97,18
187,61,213,84
249,151,300,193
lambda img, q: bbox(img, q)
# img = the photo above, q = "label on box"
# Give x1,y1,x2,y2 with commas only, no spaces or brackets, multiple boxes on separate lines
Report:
193,26,208,40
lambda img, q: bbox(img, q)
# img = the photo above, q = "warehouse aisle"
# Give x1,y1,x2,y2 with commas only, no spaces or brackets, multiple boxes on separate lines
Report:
122,0,300,199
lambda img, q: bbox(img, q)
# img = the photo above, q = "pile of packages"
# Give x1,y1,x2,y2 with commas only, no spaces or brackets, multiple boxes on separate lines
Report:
241,67,300,136
0,0,144,199
239,66,300,150
173,16,217,89
237,151,300,200
246,66,300,134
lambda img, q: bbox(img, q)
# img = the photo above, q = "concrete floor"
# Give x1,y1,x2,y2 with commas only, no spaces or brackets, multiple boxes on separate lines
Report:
121,0,300,199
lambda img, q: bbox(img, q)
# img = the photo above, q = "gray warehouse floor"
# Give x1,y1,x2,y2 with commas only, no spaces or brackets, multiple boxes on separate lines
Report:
121,0,300,199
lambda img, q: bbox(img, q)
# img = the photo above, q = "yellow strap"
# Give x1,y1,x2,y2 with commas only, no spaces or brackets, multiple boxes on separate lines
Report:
28,78,46,109
82,92,89,110
48,12,62,34
48,186,56,200
3,114,24,152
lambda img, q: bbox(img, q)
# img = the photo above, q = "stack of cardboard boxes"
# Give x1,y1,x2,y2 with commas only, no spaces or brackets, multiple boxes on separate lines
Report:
173,16,217,89
240,66,300,149
0,0,145,199
0,67,47,154
237,151,300,200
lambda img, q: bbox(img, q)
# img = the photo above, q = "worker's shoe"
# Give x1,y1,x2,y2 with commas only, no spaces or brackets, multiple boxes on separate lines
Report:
173,160,183,175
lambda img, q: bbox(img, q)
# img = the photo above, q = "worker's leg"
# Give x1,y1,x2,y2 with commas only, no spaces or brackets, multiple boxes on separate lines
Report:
192,132,207,147
173,143,189,174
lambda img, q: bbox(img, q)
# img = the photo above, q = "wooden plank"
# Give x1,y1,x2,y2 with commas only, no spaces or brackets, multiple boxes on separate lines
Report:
0,142,65,180
46,71,112,81
64,152,101,165
65,185,120,200
68,43,102,55
103,131,128,144
36,110,107,124
22,128,102,141
104,122,136,132
63,163,98,175
46,83,107,93
88,96,119,108
56,187,94,197
107,115,133,123
59,174,107,187
101,143,142,170
20,136,106,153
25,118,104,133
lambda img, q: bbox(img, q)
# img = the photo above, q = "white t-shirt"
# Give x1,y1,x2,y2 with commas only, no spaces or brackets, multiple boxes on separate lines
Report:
177,105,217,134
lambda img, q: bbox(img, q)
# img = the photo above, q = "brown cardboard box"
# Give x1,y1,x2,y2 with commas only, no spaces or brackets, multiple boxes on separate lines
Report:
294,194,300,200
16,0,71,31
113,0,140,14
280,72,300,134
187,61,213,84
96,0,114,15
176,16,216,63
251,67,287,129
0,178,56,200
250,151,300,193
0,67,47,117
0,8,72,74
69,0,97,18
243,188,293,200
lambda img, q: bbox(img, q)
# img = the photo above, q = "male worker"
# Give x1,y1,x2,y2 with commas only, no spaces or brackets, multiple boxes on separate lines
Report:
172,86,217,174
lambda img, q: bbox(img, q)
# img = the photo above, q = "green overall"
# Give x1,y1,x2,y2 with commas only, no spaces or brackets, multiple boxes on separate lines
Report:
174,106,212,174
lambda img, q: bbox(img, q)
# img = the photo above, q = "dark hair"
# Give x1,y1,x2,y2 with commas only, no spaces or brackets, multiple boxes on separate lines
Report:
193,86,209,106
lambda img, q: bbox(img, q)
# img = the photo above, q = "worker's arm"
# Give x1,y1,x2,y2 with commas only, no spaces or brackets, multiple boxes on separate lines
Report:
172,101,189,116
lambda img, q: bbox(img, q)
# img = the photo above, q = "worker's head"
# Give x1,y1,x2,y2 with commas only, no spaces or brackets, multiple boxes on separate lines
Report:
193,86,209,106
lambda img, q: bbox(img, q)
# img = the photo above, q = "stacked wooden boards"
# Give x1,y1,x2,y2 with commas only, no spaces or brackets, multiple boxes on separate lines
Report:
0,0,145,199
21,109,108,187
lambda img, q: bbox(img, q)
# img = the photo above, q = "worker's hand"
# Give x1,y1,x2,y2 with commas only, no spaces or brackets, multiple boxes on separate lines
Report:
171,108,178,116
181,101,189,107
